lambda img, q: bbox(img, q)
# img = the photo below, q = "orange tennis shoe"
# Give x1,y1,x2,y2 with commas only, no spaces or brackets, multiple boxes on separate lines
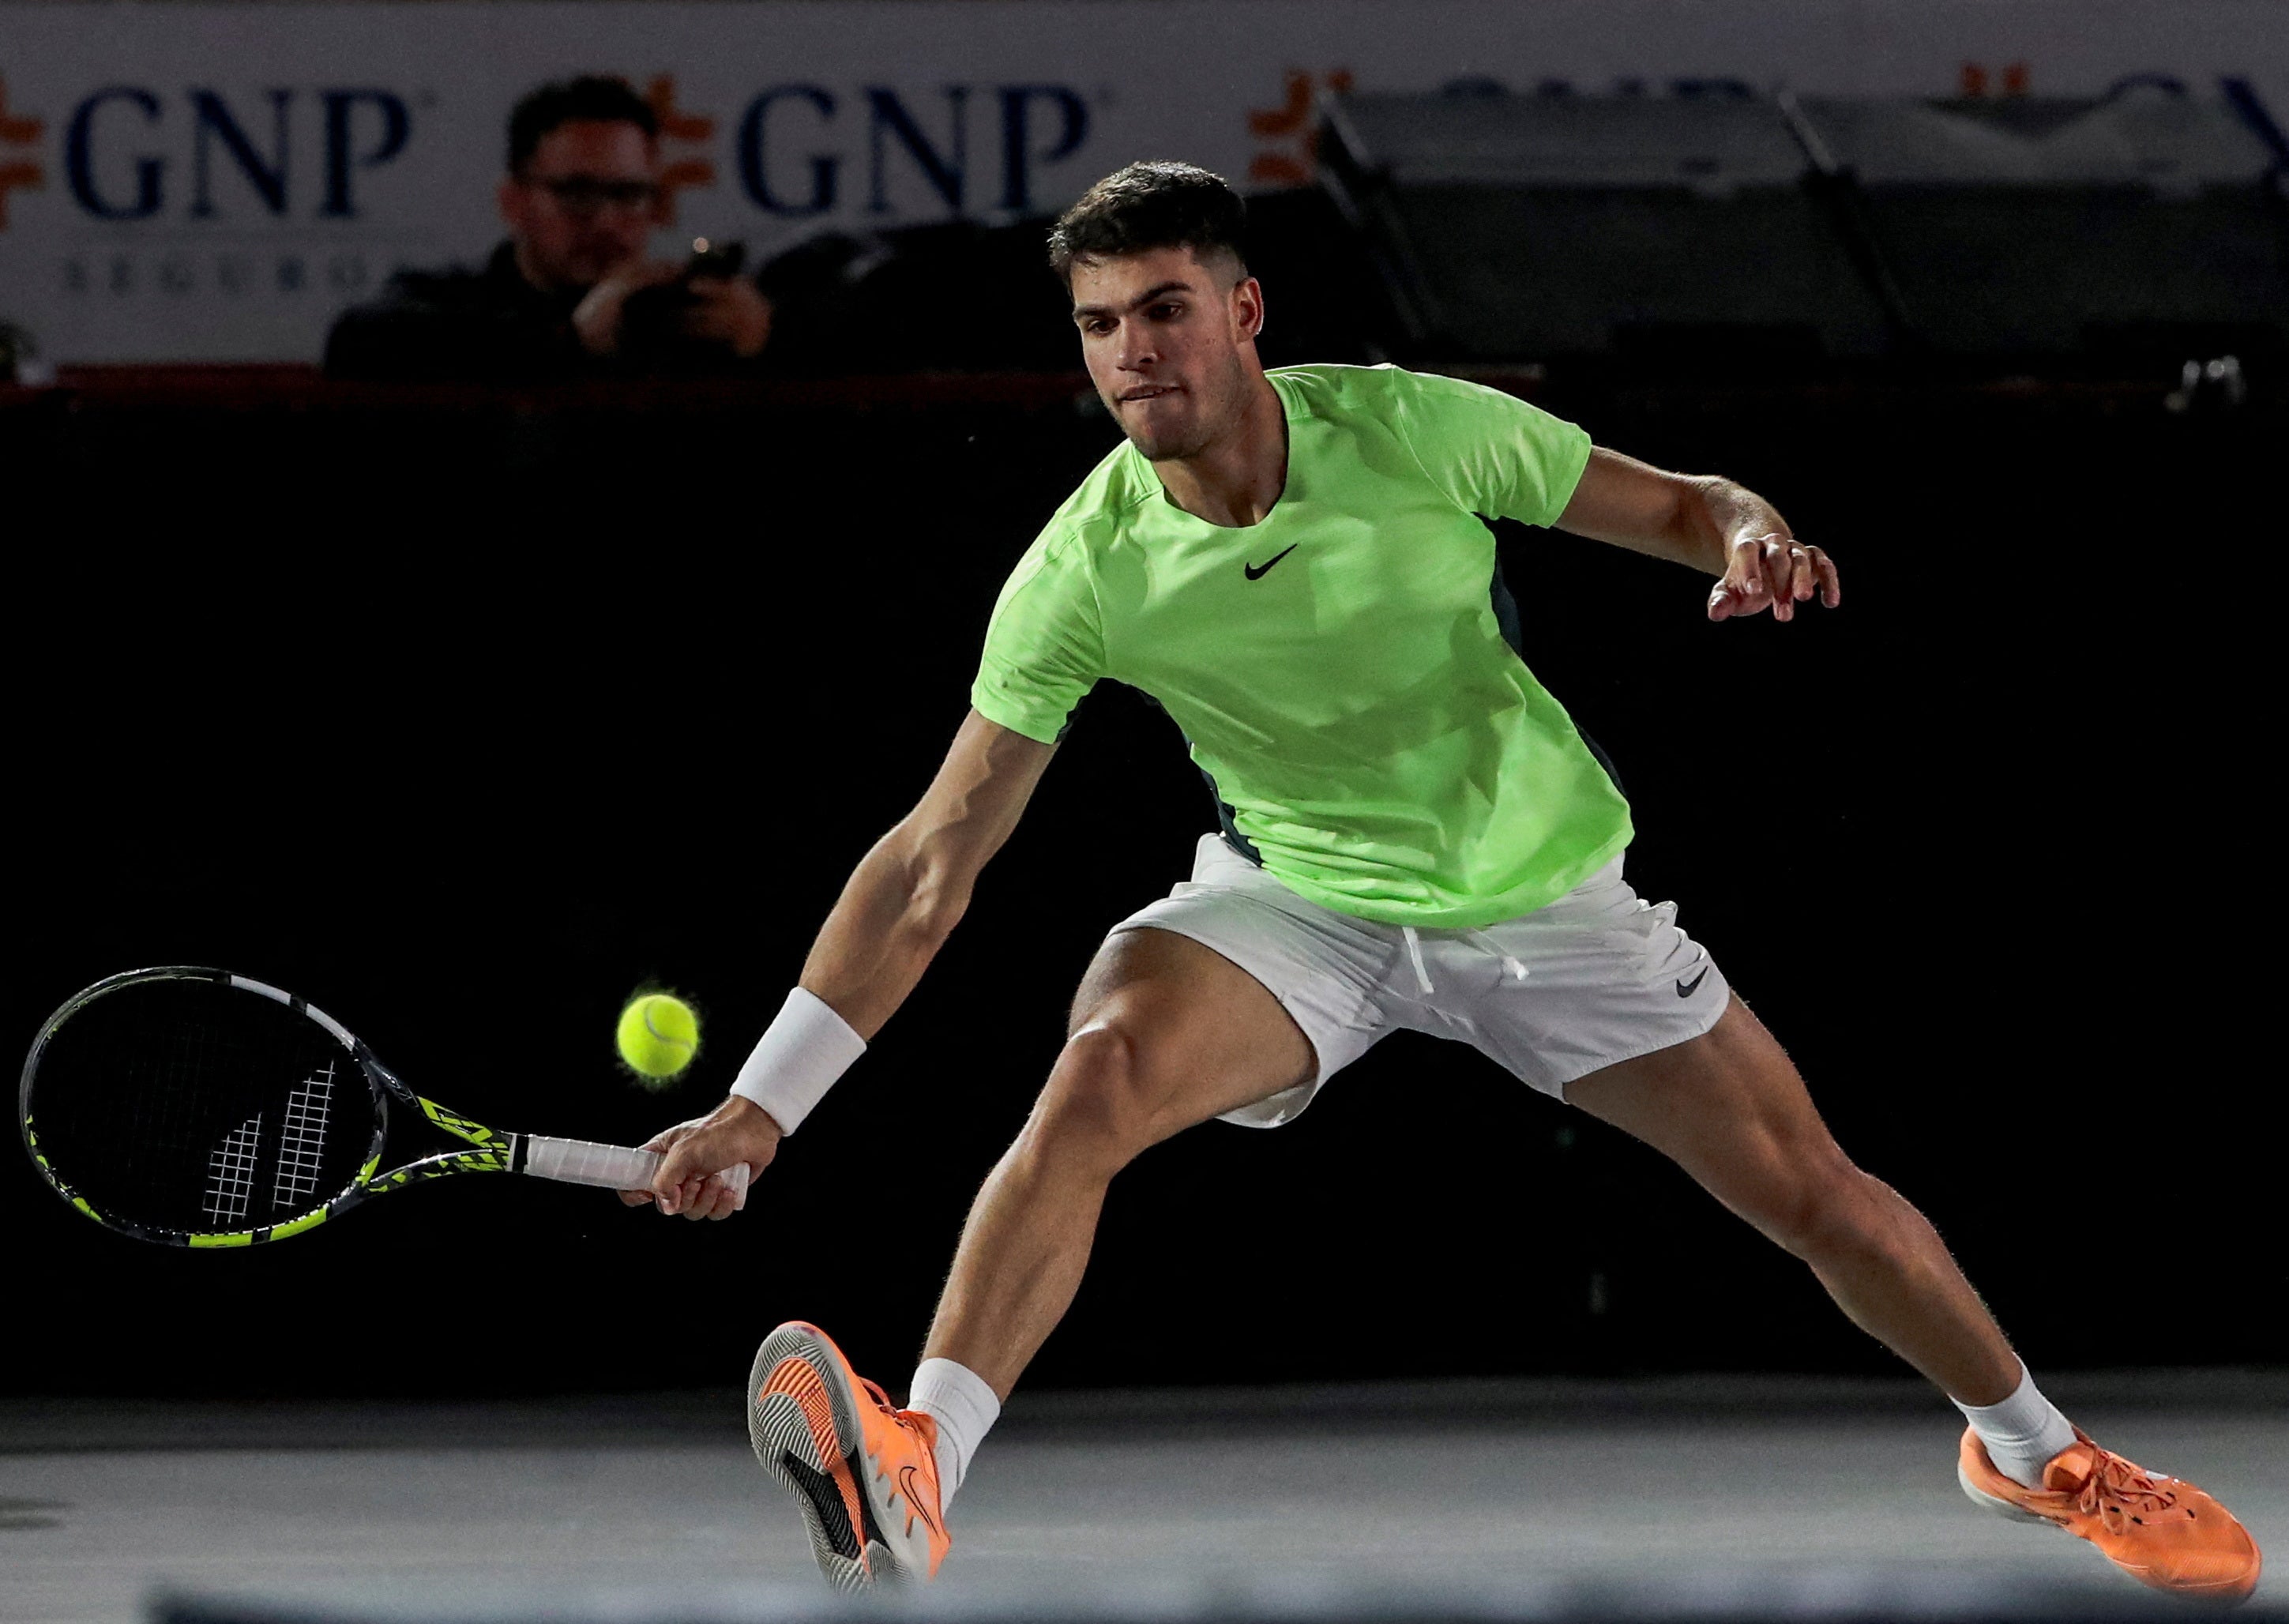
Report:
1959,1427,2261,1601
748,1321,950,1592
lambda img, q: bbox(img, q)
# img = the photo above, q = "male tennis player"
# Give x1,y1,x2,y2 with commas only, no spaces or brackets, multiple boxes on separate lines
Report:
633,162,2259,1601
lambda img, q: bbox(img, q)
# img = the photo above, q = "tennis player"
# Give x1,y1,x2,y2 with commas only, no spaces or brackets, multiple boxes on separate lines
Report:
633,162,2259,1601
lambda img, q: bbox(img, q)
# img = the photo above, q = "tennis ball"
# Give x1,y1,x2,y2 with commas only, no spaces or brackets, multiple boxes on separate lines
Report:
617,993,699,1084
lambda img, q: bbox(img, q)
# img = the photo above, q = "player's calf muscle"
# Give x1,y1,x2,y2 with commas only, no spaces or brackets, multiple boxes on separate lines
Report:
1750,1159,1896,1262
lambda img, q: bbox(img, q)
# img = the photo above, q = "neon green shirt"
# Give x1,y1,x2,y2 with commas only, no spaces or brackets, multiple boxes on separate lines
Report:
972,363,1631,928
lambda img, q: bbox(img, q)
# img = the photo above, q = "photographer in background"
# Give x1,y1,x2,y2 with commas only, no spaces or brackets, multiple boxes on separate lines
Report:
325,76,771,380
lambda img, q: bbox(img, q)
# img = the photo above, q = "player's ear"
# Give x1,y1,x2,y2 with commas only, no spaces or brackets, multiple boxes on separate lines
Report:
1231,275,1265,344
497,174,526,230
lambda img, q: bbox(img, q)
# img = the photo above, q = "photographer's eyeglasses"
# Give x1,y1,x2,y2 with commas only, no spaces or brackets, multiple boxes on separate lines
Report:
530,175,663,218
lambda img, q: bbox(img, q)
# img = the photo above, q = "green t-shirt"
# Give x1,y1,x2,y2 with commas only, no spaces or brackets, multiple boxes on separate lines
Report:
972,363,1632,928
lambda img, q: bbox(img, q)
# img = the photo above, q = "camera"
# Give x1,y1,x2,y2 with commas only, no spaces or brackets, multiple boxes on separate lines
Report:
683,238,746,280
619,238,750,359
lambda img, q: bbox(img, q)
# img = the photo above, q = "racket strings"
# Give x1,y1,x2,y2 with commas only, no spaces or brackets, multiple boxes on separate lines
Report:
70,1006,250,1196
28,979,376,1235
202,1111,264,1227
272,1062,338,1210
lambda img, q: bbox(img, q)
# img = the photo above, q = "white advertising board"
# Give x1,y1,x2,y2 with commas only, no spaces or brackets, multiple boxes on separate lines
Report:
1,0,2283,362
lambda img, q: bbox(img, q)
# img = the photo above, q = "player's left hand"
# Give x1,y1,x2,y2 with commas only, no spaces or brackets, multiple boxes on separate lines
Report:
1708,532,1840,623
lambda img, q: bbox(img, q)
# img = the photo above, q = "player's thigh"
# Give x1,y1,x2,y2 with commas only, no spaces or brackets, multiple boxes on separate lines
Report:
1564,994,1855,1233
1051,925,1317,1147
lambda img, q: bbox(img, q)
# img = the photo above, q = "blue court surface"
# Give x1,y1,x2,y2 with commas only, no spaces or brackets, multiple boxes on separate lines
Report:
3,1373,2280,1624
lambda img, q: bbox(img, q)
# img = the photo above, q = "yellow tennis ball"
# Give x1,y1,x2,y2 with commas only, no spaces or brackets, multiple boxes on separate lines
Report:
616,993,699,1084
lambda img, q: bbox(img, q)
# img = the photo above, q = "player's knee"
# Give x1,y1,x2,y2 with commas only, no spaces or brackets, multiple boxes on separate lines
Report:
1027,1023,1162,1169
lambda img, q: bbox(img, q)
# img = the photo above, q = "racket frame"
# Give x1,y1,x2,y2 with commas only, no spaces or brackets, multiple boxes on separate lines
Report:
23,966,566,1248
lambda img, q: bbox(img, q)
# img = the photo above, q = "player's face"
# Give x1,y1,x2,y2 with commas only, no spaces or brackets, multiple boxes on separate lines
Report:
498,120,662,291
1070,246,1263,462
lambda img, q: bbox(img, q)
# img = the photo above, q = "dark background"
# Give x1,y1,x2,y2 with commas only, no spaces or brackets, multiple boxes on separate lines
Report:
4,262,2280,1401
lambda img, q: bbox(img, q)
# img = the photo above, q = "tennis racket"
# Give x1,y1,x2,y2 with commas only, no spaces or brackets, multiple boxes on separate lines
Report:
18,966,746,1248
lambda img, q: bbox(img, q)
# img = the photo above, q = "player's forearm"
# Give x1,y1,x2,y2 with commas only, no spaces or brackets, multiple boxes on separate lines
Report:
733,713,1046,1132
707,835,953,1145
1558,450,1787,576
797,823,974,1039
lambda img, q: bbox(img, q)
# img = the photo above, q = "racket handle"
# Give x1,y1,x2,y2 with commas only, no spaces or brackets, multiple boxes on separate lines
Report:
522,1136,751,1198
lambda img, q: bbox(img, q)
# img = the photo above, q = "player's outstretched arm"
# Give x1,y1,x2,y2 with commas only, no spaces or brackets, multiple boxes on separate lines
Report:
1554,446,1840,622
630,710,1055,1218
791,709,1057,1036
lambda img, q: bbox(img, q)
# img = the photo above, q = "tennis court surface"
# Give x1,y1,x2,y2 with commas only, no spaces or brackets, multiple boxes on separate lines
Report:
4,1374,2280,1624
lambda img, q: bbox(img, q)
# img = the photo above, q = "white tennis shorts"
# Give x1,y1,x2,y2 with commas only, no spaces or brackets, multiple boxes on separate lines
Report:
1111,834,1729,1128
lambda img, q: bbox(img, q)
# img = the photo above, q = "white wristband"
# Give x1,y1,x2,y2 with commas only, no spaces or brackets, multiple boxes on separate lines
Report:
729,988,866,1134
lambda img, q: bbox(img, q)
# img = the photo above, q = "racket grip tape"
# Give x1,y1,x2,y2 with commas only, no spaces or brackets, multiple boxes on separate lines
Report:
521,1135,751,1197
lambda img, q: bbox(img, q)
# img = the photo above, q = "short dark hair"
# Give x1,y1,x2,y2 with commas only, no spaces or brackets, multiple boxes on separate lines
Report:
1047,161,1248,284
507,76,658,173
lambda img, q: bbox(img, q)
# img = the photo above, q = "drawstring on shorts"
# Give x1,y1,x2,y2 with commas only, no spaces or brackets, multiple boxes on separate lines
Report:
1402,927,1434,995
1400,927,1528,996
1472,930,1531,986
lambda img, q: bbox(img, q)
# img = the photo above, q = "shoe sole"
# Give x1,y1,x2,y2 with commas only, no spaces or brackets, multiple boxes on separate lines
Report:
747,1322,909,1592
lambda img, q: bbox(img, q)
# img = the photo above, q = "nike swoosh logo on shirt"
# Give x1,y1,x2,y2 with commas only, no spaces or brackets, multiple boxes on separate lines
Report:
1676,966,1710,998
1243,544,1299,581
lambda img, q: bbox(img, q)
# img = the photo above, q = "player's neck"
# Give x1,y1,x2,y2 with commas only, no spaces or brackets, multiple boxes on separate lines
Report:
1152,374,1287,528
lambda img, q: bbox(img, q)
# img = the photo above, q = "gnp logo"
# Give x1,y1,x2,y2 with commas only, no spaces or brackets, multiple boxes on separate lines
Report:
729,82,1089,217
32,73,1095,227
54,81,412,220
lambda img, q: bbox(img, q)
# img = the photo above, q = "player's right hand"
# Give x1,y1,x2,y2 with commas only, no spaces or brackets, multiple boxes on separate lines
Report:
622,1095,785,1220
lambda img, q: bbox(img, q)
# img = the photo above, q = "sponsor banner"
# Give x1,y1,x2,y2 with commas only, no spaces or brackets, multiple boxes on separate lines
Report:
1,0,2283,363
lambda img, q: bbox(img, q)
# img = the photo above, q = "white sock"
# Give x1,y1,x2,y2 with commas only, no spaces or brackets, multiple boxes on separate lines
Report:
1954,1360,2078,1488
908,1357,1000,1506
